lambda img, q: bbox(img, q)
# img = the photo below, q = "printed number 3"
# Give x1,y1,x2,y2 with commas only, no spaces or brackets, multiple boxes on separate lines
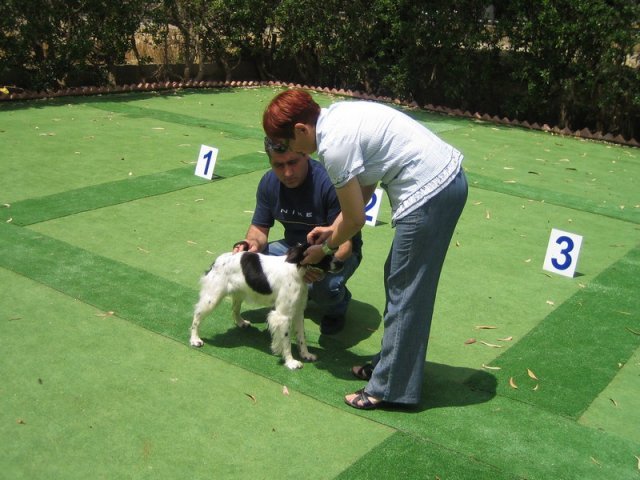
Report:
551,235,574,271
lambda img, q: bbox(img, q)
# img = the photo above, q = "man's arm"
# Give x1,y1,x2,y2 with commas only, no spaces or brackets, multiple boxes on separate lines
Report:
234,224,269,252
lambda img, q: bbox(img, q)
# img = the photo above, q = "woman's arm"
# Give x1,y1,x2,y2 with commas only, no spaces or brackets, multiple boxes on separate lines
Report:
303,179,377,264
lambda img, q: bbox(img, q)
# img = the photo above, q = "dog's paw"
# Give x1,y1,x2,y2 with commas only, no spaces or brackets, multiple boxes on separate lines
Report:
235,318,251,328
190,337,204,347
285,359,304,370
302,352,317,362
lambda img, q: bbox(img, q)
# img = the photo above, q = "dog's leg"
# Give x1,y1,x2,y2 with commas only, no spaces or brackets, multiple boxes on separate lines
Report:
190,286,225,347
267,310,302,369
189,301,209,347
231,296,251,328
293,308,317,363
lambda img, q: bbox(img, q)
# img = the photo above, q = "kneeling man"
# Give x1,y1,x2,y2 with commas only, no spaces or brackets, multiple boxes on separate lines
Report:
233,138,362,334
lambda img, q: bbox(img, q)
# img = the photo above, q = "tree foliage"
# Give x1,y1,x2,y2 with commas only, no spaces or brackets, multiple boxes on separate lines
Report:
494,0,640,135
0,0,144,90
1,1,638,138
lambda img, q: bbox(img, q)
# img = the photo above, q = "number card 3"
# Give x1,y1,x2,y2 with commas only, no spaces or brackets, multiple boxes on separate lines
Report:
543,228,583,278
365,188,384,227
195,145,218,180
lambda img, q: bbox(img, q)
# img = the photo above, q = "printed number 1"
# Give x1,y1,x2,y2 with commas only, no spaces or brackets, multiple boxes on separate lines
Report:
551,235,575,271
202,150,213,176
365,192,378,222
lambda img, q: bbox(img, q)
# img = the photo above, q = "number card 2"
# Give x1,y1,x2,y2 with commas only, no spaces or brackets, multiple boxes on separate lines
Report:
543,228,583,278
365,188,384,227
195,145,218,180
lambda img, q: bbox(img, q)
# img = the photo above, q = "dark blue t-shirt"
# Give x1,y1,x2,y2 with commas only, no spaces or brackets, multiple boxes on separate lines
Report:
252,159,362,255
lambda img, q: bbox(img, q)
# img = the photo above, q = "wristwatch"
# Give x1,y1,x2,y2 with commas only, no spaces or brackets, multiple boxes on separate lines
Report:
321,240,338,256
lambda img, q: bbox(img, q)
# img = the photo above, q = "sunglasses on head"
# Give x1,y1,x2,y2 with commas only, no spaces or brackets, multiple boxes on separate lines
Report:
264,136,289,154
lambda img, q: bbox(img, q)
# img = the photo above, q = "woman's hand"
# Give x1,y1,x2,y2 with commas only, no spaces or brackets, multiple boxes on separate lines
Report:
301,244,327,265
306,226,333,245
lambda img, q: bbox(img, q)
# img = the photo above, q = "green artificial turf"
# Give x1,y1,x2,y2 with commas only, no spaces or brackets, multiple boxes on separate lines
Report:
2,87,639,479
1,218,638,478
467,244,640,418
0,268,393,480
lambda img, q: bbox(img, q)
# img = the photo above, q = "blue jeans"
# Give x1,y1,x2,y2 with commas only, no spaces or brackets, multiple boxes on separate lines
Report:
366,169,468,404
265,240,360,317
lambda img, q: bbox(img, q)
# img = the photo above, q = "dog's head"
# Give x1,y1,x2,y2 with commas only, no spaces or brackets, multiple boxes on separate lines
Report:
284,243,344,273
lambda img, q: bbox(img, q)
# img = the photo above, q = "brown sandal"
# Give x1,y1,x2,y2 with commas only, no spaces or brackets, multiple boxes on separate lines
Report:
344,388,382,410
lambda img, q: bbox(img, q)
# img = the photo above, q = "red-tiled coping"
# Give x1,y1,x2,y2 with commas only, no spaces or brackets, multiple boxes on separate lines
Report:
1,80,637,148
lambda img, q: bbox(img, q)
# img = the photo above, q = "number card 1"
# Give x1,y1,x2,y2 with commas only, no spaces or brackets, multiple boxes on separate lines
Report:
543,228,583,278
365,188,384,227
195,145,218,180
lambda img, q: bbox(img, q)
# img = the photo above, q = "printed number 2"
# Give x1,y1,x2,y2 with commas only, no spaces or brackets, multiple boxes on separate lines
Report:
202,150,213,176
365,192,378,222
551,235,575,271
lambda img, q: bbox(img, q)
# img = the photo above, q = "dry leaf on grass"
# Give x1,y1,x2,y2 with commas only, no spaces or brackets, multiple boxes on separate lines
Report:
590,457,601,467
527,368,539,380
635,455,640,470
625,327,640,335
464,338,477,345
533,384,539,391
475,325,497,330
485,210,491,219
282,386,289,396
480,341,503,348
546,300,555,306
610,398,618,407
245,393,257,404
187,240,197,245
509,377,518,389
498,336,513,342
96,311,115,317
482,364,501,370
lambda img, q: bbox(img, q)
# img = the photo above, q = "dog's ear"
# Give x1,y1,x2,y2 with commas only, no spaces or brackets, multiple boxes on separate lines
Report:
284,243,308,264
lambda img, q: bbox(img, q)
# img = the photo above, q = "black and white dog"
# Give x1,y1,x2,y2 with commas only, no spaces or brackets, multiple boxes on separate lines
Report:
189,243,341,369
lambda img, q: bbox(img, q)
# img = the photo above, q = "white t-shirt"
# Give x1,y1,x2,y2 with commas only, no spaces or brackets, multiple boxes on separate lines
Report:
315,101,463,224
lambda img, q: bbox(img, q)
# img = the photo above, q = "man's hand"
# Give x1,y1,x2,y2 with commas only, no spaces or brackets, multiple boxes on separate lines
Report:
304,266,325,283
232,240,260,253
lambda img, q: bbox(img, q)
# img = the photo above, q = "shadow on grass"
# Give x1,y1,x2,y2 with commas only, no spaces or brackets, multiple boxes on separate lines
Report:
200,302,495,412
